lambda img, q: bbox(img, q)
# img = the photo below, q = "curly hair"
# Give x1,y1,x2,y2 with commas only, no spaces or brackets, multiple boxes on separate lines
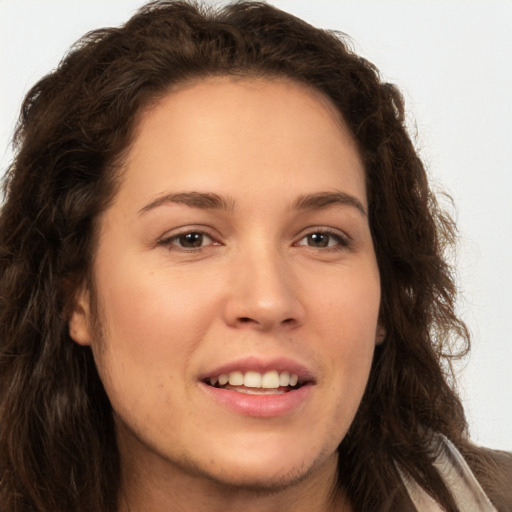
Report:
0,2,483,511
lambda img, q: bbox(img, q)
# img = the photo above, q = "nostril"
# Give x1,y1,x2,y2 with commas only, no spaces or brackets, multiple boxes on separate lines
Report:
236,316,297,327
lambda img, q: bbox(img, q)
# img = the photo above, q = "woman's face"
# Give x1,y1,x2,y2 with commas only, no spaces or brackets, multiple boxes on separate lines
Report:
70,77,382,492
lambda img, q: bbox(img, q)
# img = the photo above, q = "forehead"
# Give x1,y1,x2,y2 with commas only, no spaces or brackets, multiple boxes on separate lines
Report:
117,77,366,211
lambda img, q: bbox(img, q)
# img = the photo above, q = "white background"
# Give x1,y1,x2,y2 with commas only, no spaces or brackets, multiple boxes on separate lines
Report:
1,0,511,450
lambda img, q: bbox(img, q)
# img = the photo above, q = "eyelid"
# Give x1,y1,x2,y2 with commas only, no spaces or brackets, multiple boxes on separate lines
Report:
294,226,352,250
156,225,222,250
155,225,352,251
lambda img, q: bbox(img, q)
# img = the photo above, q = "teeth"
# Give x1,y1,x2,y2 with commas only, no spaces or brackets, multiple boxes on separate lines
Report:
233,387,284,395
209,370,300,389
261,370,280,388
244,371,261,388
228,371,244,386
279,371,290,387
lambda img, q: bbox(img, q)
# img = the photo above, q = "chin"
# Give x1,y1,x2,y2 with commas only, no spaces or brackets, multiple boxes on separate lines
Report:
200,460,317,493
184,444,338,494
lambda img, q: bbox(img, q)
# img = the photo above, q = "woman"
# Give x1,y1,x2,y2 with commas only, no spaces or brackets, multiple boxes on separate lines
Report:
0,2,510,511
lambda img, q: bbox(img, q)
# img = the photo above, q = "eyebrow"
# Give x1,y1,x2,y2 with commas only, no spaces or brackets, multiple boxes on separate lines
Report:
292,191,367,217
139,191,235,214
138,190,366,217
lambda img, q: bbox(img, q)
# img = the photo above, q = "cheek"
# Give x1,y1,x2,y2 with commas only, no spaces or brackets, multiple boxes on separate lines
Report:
310,264,380,340
91,259,221,376
93,218,204,338
89,266,221,429
308,265,380,394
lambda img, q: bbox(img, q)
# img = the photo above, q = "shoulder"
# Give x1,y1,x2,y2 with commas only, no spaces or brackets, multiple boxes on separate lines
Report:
396,435,511,512
461,443,512,512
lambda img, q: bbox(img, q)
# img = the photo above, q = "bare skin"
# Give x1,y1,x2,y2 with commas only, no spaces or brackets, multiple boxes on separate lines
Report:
118,422,345,512
69,77,381,512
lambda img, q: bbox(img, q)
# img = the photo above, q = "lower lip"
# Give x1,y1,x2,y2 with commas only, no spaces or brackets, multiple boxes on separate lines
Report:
200,383,313,417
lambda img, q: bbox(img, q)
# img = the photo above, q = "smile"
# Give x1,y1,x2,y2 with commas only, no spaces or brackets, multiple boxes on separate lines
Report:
200,357,315,416
206,370,300,394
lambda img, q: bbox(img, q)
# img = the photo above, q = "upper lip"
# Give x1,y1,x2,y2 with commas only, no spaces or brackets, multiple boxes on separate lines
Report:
199,356,316,383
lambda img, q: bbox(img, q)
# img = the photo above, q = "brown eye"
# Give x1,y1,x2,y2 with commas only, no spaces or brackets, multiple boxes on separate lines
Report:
307,233,330,247
161,231,213,249
178,233,202,247
297,231,347,249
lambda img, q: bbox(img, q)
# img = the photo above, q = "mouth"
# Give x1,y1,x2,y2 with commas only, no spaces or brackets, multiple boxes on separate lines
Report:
204,370,305,395
200,357,315,417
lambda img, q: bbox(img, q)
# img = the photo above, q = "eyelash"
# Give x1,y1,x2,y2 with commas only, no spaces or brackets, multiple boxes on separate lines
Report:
157,228,351,252
157,229,219,252
294,229,350,252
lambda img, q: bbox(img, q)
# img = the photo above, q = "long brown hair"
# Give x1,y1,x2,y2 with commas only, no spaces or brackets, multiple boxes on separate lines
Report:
0,2,480,511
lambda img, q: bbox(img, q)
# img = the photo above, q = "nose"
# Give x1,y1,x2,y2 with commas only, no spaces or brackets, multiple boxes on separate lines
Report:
222,246,305,332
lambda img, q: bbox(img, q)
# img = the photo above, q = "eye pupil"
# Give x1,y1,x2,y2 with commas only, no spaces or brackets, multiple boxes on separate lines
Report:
308,233,329,247
179,232,203,247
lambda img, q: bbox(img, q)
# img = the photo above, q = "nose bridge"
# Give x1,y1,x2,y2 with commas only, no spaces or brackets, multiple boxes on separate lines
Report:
224,237,304,330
